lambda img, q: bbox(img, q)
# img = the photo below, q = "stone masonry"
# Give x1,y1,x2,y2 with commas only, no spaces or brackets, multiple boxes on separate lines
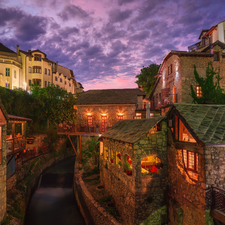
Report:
100,121,168,225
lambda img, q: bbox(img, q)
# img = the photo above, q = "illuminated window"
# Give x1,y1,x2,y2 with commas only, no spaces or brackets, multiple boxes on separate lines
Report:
182,149,198,181
196,85,202,97
118,115,123,120
104,147,109,161
101,116,107,132
110,149,114,163
87,116,93,126
116,151,122,168
141,156,162,175
5,68,10,76
134,113,141,119
34,54,41,61
33,66,41,73
124,154,132,175
100,141,103,156
168,64,172,75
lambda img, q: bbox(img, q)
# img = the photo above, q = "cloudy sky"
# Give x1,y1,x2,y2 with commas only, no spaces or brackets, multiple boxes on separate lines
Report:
1,0,225,90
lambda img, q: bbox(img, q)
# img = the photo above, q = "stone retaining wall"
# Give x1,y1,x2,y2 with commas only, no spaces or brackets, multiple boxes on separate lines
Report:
73,160,122,225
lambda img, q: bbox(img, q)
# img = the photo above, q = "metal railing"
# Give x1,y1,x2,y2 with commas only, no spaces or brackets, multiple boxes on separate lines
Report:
188,38,212,52
212,187,225,216
150,94,177,111
6,136,25,155
57,124,111,134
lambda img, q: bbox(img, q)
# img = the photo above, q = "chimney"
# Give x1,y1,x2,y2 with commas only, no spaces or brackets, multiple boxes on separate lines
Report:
138,84,143,91
17,45,20,56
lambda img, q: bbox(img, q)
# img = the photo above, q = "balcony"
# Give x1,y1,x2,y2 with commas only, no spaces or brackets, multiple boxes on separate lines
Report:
57,124,112,135
151,93,177,111
210,187,225,223
6,135,25,156
188,38,212,52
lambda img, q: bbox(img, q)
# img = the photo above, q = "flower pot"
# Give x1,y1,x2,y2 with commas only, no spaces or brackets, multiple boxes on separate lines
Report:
126,170,132,175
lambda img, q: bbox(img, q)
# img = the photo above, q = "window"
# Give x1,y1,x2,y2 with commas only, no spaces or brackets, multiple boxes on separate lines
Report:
55,76,58,81
213,52,219,61
5,68,10,76
48,69,50,75
196,85,202,98
168,64,172,75
45,81,47,87
34,54,41,61
116,151,122,167
100,141,103,156
134,113,141,119
33,66,41,73
29,57,32,61
29,80,31,86
110,149,114,163
101,116,107,132
29,67,31,73
141,156,162,175
14,70,16,78
69,83,71,87
48,82,50,86
124,154,132,175
65,81,67,85
182,149,198,181
45,68,47,75
104,147,109,161
118,115,123,120
143,102,146,109
87,116,93,126
60,78,62,83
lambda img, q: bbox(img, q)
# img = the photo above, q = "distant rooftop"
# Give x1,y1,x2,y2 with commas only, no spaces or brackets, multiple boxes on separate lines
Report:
77,88,146,104
0,43,16,54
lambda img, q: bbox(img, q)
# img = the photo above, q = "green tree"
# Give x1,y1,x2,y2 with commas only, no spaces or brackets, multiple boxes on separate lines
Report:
190,62,225,104
135,63,160,95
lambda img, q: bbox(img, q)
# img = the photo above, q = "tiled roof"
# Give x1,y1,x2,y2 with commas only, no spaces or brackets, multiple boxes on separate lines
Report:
201,40,225,52
101,117,164,143
170,103,225,144
20,50,33,57
77,89,146,104
0,43,16,54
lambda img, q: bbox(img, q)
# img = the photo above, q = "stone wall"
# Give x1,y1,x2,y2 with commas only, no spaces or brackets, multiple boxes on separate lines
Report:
152,45,225,107
0,125,6,223
204,146,225,188
100,121,168,225
167,128,207,225
77,104,136,127
73,160,122,225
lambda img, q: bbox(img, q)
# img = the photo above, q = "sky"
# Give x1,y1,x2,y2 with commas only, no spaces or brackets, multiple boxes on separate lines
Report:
1,0,225,91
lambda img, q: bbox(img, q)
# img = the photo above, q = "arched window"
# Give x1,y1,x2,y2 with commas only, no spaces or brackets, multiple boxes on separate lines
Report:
124,154,132,175
141,156,163,175
116,151,122,168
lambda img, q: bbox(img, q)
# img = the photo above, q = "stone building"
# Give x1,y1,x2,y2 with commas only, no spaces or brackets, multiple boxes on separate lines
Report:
0,43,83,94
166,103,225,224
0,101,8,223
99,118,168,225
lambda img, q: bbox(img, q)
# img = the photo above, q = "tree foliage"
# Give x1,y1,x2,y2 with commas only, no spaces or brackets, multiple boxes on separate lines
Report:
0,84,77,134
135,63,160,95
190,62,225,104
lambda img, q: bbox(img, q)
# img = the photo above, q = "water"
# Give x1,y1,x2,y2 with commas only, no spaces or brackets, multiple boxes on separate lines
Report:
25,157,86,225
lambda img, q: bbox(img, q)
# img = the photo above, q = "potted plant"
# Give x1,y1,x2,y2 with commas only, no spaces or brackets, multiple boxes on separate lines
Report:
124,161,132,175
118,161,122,167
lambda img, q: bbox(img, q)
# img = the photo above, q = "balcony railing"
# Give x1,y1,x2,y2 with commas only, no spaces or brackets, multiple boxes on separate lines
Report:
6,136,25,156
57,124,112,135
212,187,225,216
151,93,177,111
188,38,212,52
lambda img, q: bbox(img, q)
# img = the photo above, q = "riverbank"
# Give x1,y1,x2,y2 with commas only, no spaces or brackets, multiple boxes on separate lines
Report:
2,148,74,225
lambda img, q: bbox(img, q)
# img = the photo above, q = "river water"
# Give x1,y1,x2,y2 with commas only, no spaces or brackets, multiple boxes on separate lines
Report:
25,157,86,225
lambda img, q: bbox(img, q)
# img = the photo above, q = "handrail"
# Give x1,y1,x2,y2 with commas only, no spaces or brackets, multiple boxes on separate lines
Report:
212,186,225,216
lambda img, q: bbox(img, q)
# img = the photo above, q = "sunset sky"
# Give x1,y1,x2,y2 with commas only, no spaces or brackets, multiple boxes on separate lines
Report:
1,0,225,91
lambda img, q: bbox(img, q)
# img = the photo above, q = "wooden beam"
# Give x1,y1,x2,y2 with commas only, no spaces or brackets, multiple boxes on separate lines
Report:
211,210,225,224
67,134,80,163
175,142,204,154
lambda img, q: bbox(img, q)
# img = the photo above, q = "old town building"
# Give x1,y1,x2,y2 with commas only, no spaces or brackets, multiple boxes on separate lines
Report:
0,43,83,94
99,118,167,225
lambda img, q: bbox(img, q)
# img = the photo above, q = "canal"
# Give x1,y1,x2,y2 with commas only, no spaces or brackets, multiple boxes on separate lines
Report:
25,157,86,225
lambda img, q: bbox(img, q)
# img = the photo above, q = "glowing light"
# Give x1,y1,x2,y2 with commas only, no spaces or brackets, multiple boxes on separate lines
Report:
118,113,123,116
101,113,107,116
87,112,92,115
